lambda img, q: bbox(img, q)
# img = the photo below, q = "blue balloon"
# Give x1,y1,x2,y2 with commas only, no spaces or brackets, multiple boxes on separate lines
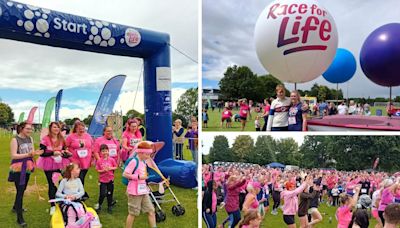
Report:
322,48,357,83
360,23,400,87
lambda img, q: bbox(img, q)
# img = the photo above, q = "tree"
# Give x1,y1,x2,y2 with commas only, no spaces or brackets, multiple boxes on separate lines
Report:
275,138,299,165
249,135,276,165
219,65,259,101
0,102,14,126
123,109,145,126
208,135,231,163
174,88,198,123
231,135,254,162
82,115,93,126
255,74,282,101
64,117,80,126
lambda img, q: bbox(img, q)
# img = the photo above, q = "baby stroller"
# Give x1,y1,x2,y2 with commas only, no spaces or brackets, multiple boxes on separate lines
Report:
49,199,101,228
146,144,186,222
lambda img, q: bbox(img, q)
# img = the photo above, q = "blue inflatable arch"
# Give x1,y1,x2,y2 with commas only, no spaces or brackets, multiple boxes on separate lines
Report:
0,0,197,188
0,0,173,162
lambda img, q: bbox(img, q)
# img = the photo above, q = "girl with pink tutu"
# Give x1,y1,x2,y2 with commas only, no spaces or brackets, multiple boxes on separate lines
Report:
66,121,93,200
37,122,72,215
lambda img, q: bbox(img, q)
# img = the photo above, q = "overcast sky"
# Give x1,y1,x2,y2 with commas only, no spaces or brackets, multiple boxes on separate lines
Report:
0,0,197,122
201,132,305,155
202,0,400,98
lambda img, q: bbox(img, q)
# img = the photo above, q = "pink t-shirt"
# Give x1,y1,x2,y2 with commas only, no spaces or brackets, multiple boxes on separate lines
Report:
66,133,93,169
121,131,142,161
93,136,120,159
336,206,352,228
239,104,250,117
211,191,217,213
124,157,148,196
264,105,270,115
96,157,117,183
379,187,394,211
222,110,232,119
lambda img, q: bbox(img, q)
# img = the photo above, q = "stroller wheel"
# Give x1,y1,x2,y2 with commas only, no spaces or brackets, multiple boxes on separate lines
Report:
177,205,185,215
156,210,166,222
172,205,178,216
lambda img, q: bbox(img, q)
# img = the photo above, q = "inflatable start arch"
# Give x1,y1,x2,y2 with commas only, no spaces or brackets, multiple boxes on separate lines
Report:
0,0,196,188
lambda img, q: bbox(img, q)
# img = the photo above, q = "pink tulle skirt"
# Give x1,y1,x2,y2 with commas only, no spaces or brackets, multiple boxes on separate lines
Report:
36,156,70,171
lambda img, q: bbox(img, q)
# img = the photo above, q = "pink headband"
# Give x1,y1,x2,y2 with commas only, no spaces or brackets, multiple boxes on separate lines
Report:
136,148,153,154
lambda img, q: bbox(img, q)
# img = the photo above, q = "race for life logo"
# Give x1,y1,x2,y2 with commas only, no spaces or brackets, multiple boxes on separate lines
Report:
124,28,141,47
267,3,333,55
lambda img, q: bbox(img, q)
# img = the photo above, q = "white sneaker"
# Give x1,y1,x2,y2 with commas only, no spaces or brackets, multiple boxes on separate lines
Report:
93,203,99,210
49,206,56,215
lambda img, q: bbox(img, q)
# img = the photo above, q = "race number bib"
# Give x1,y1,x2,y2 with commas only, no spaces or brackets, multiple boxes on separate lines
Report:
53,155,62,163
137,183,148,194
288,116,297,125
361,189,367,194
224,111,229,115
109,149,117,157
242,110,247,114
130,138,140,147
77,149,88,158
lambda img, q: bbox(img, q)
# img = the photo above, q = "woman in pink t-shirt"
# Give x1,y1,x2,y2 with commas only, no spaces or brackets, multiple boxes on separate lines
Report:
36,122,71,214
121,119,142,162
220,107,233,128
238,99,250,131
65,121,93,199
93,126,120,164
336,185,361,228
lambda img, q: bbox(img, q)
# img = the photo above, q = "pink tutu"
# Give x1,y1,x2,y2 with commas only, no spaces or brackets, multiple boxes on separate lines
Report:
36,156,70,171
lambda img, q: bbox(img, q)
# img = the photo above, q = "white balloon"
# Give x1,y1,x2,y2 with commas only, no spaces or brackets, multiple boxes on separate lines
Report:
254,0,338,83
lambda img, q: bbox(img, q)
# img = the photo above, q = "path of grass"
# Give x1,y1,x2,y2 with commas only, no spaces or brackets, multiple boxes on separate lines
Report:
203,106,388,132
0,131,197,228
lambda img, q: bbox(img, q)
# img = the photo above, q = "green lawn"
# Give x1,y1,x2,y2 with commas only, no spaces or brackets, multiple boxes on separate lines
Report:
0,131,197,228
203,106,388,132
203,199,378,228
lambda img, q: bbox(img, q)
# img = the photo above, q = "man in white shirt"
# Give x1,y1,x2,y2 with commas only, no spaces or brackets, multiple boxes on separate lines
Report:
337,101,348,115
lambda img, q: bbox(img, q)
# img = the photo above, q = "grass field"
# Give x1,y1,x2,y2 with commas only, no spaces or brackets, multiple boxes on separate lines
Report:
203,106,388,132
0,131,197,228
202,198,379,228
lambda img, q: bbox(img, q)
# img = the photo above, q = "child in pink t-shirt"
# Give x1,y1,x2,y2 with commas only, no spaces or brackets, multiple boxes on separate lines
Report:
123,141,156,228
336,185,361,228
95,144,117,214
221,107,233,128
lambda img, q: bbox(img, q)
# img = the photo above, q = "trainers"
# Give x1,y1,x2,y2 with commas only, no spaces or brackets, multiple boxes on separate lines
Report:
96,206,102,213
93,203,100,210
49,206,56,215
111,200,117,207
107,207,112,214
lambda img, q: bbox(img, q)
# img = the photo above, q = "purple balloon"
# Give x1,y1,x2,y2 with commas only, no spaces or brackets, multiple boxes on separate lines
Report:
360,23,400,87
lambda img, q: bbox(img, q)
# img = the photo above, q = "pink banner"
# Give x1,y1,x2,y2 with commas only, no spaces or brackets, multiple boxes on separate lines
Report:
26,106,38,124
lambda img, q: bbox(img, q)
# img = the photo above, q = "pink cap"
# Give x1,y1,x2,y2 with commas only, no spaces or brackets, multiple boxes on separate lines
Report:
251,181,261,189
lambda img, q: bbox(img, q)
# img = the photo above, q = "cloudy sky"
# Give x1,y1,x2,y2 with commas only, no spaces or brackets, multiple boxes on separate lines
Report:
201,132,305,155
202,0,400,98
0,0,198,122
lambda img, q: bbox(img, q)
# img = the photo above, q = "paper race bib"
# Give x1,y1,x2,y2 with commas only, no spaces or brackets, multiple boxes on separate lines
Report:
242,110,247,114
130,138,140,147
224,111,229,115
361,189,367,194
109,149,117,157
53,155,62,163
77,149,88,158
138,183,148,194
288,116,297,125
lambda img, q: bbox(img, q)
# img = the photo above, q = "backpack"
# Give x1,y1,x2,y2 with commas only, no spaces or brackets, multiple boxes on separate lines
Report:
122,155,140,186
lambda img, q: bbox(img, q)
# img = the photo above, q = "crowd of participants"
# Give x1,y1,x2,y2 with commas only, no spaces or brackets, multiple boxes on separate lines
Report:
202,84,388,132
202,163,400,228
7,116,198,227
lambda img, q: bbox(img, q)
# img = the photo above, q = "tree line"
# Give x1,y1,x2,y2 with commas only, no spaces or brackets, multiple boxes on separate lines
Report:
204,135,400,172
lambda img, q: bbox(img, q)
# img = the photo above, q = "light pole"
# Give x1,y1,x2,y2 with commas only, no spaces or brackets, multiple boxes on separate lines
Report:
38,100,41,125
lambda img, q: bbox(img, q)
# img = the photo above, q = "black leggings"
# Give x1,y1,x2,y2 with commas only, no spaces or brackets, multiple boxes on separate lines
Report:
98,181,114,208
272,190,281,210
262,116,268,131
13,173,30,219
44,170,60,207
378,210,385,226
79,169,89,198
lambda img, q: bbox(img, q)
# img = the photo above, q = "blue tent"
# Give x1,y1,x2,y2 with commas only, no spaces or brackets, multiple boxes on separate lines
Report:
267,162,285,168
